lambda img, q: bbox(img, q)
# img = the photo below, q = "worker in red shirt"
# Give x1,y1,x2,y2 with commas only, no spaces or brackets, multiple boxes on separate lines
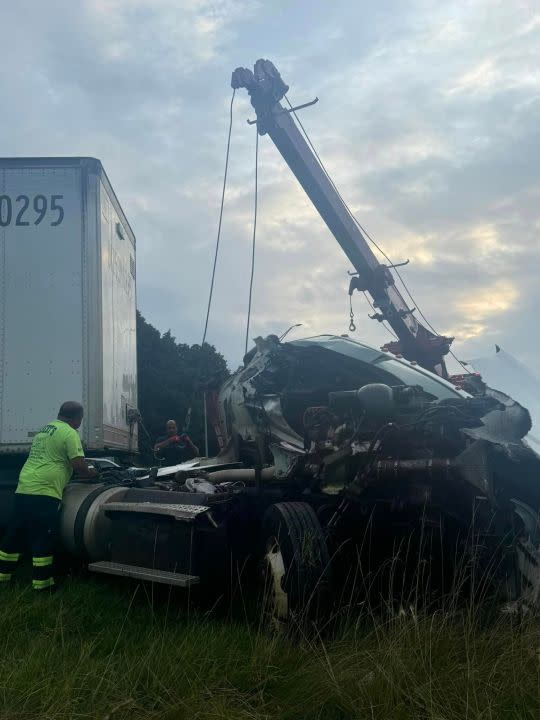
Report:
154,419,199,466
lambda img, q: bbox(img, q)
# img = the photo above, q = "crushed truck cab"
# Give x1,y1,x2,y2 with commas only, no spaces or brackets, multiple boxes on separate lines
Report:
60,335,540,623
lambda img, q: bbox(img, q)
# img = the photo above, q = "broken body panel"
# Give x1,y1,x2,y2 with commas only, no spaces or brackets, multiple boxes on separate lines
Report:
215,334,540,606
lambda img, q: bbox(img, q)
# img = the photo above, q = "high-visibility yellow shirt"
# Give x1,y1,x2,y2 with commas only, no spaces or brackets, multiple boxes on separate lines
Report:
16,420,84,500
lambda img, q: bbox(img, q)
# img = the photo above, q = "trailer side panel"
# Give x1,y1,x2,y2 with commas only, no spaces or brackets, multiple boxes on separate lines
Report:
99,179,137,451
0,165,84,451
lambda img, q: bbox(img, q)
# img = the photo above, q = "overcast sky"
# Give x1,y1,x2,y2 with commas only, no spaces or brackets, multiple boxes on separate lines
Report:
2,0,539,371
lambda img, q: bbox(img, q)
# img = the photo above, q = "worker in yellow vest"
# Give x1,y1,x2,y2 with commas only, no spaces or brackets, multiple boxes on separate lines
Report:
0,401,97,592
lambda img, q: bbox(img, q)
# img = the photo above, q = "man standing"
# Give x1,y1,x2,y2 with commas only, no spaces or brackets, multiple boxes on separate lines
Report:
0,401,97,592
154,419,199,466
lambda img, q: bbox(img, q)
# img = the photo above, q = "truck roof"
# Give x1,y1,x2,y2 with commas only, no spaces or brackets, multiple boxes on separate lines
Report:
0,156,136,246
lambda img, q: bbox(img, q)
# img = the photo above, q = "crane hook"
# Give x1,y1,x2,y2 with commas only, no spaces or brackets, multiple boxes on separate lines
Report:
349,296,356,332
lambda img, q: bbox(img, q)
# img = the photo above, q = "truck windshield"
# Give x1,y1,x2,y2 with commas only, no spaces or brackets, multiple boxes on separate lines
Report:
375,357,460,400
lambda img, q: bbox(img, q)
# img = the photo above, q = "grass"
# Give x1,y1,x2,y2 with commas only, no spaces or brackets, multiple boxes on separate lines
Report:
0,574,538,720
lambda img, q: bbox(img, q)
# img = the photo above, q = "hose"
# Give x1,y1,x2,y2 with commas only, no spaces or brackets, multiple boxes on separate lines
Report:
205,466,276,484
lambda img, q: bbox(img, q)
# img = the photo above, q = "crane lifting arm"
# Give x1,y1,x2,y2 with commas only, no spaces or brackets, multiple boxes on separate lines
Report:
231,59,453,377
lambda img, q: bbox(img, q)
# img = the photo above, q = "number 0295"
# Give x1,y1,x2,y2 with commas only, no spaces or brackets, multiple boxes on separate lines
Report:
0,194,64,227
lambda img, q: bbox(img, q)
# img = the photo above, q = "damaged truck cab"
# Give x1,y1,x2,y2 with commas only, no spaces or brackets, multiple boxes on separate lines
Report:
215,334,540,611
67,334,540,625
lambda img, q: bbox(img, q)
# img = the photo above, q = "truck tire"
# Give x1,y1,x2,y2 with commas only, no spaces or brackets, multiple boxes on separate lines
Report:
512,499,540,611
261,501,333,629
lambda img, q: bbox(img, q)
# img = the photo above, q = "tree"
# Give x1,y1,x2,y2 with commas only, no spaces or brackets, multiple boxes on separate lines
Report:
136,311,229,460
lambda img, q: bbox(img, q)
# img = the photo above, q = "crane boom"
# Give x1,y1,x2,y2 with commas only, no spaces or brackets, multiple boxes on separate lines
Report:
232,59,452,376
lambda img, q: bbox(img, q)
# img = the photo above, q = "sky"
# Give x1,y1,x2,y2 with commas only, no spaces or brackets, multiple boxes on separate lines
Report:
1,0,539,372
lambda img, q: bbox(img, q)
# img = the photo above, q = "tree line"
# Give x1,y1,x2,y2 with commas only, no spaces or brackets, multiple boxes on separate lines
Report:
136,311,229,459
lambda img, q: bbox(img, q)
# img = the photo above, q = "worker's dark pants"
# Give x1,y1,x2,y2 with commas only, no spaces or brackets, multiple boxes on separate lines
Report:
0,494,61,591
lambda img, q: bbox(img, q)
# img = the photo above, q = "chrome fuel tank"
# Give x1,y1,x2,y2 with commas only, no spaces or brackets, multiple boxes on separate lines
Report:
60,482,127,561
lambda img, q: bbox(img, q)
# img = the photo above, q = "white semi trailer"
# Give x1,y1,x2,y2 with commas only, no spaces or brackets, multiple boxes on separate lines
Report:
0,157,138,505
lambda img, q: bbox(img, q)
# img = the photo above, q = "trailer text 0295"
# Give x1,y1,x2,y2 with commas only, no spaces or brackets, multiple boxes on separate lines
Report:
0,194,64,227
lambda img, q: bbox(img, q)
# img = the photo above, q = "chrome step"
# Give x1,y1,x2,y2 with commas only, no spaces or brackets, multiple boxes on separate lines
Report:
88,561,199,587
104,501,210,522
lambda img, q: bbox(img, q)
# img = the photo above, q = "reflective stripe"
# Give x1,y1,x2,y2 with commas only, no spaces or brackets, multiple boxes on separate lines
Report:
32,578,54,590
0,550,20,563
32,556,54,567
0,573,12,583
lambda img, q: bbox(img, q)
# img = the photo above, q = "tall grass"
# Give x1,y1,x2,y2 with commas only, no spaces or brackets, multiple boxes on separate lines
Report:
0,574,538,719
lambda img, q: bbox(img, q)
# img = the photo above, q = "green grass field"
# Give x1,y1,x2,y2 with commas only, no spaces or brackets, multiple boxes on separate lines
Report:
0,574,538,720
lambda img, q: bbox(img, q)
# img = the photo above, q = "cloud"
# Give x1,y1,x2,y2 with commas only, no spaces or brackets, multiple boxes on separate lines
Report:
450,280,519,337
87,0,255,71
447,59,500,96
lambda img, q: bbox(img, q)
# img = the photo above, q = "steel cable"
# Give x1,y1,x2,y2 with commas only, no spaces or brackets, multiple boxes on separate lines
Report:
201,88,236,347
245,126,259,356
184,88,236,430
283,96,473,368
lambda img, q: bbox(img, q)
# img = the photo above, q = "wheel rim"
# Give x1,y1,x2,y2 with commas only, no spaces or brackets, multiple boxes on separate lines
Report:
512,500,540,610
263,537,288,623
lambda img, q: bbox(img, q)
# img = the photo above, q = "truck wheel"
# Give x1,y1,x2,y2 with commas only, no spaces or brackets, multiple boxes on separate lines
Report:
512,499,540,611
261,501,333,629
